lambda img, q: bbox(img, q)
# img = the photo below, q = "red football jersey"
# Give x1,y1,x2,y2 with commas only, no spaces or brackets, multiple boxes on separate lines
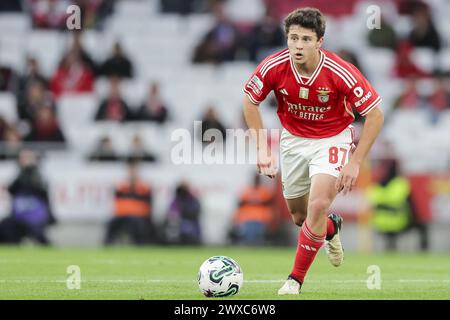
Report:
243,48,382,138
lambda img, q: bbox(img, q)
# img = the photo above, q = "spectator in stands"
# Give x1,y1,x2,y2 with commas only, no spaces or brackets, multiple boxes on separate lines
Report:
126,134,157,163
0,64,17,92
0,0,23,11
367,15,398,50
229,173,275,246
0,117,15,160
50,50,94,98
392,76,424,110
0,149,56,245
30,0,70,30
104,159,154,245
95,77,132,122
408,2,441,52
0,117,8,140
160,0,200,15
192,1,239,64
88,136,119,161
393,41,429,79
16,57,48,109
25,105,65,144
100,42,133,79
20,57,47,89
396,0,424,15
164,181,202,245
264,0,358,20
74,0,114,30
199,105,227,145
0,126,23,160
427,75,450,113
66,31,98,75
17,80,55,121
424,74,450,123
367,158,416,251
134,82,169,124
336,49,364,75
248,7,285,62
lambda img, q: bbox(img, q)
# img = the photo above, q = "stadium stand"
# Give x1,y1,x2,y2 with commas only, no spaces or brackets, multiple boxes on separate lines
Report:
0,0,449,250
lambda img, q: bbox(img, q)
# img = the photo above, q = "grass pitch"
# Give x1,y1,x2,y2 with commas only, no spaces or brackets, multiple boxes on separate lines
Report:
0,245,449,300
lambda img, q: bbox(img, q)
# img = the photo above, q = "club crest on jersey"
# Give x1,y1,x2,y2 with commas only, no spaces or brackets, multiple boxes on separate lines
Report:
299,87,309,99
317,88,331,103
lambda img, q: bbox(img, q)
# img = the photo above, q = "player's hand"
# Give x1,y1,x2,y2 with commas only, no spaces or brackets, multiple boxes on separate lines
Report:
335,160,359,195
257,147,278,179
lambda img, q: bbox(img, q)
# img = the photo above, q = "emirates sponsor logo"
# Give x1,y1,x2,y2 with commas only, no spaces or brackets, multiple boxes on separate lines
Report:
286,102,331,113
286,102,332,121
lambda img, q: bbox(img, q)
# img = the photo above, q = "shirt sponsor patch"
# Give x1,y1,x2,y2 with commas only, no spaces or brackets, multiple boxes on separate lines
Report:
354,91,372,107
248,75,264,96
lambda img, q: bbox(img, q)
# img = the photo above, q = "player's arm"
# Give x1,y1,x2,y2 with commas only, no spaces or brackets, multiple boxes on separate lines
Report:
333,59,385,195
243,96,265,148
336,106,384,194
243,96,277,178
350,107,384,165
242,57,277,178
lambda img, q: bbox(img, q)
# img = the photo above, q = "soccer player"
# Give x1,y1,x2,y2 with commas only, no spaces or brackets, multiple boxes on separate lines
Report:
242,8,384,294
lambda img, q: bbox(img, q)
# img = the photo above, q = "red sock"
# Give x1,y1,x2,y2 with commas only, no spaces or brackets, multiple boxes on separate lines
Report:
290,222,325,283
326,216,335,239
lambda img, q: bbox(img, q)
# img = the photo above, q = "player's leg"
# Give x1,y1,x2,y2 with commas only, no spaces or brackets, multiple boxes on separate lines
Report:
286,194,309,227
277,129,312,295
278,129,343,294
303,126,354,268
313,127,354,267
305,174,339,234
278,191,343,294
277,195,308,295
287,174,339,287
279,128,352,294
324,212,344,266
286,194,342,241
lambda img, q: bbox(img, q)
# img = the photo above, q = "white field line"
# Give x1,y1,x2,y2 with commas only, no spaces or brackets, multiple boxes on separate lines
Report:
0,279,449,284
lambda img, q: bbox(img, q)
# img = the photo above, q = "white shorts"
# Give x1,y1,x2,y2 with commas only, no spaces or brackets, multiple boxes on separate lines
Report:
280,126,355,199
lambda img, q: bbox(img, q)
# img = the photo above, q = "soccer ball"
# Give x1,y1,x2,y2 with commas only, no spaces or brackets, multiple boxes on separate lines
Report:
198,256,243,297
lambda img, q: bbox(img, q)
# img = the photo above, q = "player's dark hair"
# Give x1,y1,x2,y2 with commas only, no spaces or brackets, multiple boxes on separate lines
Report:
284,7,326,40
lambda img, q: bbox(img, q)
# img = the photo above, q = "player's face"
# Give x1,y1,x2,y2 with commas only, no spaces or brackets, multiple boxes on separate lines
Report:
287,25,323,64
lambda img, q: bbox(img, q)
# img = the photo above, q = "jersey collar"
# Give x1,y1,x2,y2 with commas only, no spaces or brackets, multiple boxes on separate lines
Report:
290,49,325,86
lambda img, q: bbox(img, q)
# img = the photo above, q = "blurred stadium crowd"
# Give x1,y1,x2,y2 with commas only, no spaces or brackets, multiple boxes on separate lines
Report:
0,0,449,250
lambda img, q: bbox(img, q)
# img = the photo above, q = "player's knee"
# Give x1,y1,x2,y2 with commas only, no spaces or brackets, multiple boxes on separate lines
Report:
308,198,331,216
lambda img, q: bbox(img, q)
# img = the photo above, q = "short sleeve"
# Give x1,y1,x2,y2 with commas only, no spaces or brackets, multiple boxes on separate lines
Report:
340,63,382,116
242,58,274,105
